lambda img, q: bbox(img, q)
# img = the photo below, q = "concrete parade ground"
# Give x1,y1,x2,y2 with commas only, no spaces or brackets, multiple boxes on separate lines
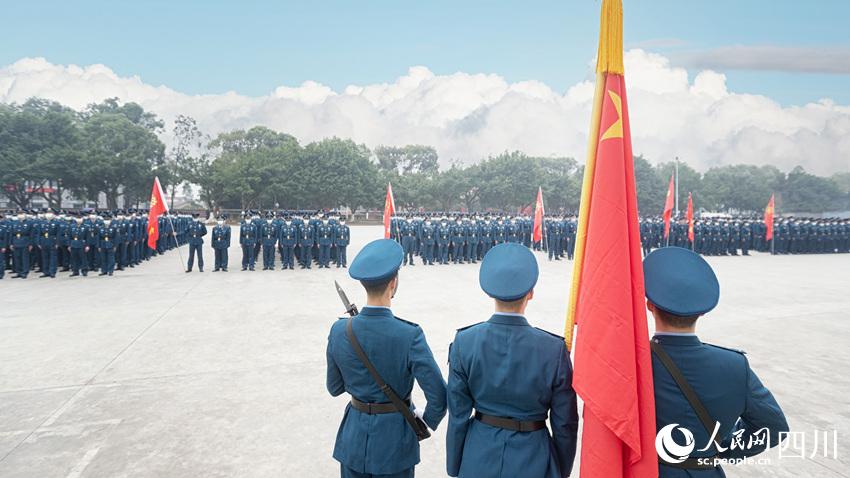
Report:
1,225,848,478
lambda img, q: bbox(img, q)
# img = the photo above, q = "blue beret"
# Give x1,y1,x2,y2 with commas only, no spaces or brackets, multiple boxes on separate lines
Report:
643,247,719,317
350,239,404,285
479,243,539,301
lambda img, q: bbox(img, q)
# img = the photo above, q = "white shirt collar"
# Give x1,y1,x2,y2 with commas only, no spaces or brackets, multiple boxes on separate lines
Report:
494,312,526,318
654,331,697,337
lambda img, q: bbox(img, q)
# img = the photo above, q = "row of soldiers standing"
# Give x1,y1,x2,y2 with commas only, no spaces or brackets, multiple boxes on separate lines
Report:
231,211,351,271
642,216,850,257
0,208,187,279
388,214,579,265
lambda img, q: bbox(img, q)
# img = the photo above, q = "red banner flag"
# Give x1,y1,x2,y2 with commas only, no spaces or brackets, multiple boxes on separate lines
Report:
686,192,694,243
383,182,396,239
662,173,674,239
764,193,775,241
533,187,545,243
567,1,658,477
146,177,168,249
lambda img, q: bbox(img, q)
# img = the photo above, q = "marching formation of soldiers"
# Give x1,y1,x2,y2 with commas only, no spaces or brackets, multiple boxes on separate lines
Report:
388,214,579,266
231,210,350,271
0,208,187,279
642,216,850,257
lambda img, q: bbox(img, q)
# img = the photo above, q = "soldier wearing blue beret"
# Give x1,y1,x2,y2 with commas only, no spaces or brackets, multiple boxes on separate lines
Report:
327,239,447,478
644,247,788,476
446,243,578,478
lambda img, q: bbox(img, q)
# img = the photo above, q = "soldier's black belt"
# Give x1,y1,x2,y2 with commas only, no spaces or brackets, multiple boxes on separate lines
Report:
474,412,546,432
660,457,718,470
351,397,411,414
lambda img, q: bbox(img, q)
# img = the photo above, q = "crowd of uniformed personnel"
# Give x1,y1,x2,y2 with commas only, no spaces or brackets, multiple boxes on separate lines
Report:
388,214,579,265
221,210,351,272
642,215,850,257
0,208,189,279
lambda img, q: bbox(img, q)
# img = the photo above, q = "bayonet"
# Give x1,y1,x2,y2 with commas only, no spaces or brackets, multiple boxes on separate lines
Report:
335,280,359,317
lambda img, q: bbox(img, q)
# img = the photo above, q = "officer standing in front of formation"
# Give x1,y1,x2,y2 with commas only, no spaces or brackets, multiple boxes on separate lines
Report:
185,213,207,273
240,213,258,271
68,213,90,276
333,217,350,268
420,217,436,265
446,243,578,478
326,239,447,478
299,218,314,269
643,247,788,476
211,215,231,272
400,217,416,266
98,214,118,276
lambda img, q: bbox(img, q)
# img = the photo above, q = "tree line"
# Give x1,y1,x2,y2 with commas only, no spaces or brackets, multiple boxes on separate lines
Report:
1,98,848,215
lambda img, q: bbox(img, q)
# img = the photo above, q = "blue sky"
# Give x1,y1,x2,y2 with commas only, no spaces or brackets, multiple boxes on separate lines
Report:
4,0,849,105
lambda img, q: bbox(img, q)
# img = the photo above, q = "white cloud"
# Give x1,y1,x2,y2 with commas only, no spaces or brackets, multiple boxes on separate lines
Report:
1,50,848,175
676,45,850,74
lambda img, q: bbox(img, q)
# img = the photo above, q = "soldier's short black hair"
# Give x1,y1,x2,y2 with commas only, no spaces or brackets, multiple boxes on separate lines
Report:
654,307,700,329
360,272,398,297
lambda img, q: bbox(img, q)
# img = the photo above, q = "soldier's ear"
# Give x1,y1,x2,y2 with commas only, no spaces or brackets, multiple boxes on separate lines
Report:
526,289,534,302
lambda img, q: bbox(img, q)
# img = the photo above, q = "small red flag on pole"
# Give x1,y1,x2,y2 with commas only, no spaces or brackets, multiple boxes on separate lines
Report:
147,176,168,249
686,192,694,243
533,187,545,243
383,182,396,239
764,193,775,241
662,173,675,239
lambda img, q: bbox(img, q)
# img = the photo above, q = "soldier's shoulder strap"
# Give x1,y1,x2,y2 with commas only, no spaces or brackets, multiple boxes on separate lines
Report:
456,322,484,333
703,342,747,355
534,327,566,341
393,316,419,327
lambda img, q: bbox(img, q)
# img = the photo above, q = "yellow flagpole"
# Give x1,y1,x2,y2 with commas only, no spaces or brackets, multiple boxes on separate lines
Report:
564,0,624,350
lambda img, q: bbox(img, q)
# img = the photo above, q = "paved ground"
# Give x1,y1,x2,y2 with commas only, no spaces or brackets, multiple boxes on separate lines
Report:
1,225,848,477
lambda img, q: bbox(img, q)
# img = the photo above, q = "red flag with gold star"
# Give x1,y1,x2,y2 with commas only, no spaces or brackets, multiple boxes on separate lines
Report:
566,0,657,476
533,187,545,243
146,177,168,249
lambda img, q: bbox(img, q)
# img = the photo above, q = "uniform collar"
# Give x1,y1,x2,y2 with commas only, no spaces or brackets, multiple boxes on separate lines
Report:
652,334,701,346
488,313,529,326
359,306,394,318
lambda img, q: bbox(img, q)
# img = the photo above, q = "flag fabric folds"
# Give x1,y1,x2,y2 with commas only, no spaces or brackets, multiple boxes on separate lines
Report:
533,187,545,243
566,0,658,477
686,192,694,244
146,176,168,249
383,182,396,239
662,174,674,239
764,193,775,241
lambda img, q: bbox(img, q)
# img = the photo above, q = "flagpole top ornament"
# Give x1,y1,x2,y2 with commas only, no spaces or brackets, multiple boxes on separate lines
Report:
596,0,624,75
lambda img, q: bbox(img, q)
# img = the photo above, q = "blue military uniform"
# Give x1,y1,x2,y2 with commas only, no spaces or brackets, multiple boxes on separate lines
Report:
240,216,258,271
446,243,578,478
279,219,297,270
261,216,279,270
399,219,417,266
333,221,350,268
326,239,447,477
316,219,334,268
187,215,207,272
298,221,314,269
38,216,59,278
68,217,90,276
0,215,8,279
644,247,788,476
98,219,118,276
211,217,231,272
10,213,32,278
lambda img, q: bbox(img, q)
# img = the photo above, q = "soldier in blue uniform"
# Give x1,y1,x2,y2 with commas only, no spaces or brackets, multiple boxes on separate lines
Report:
279,216,298,270
326,239,447,478
316,216,334,268
211,215,231,272
68,213,90,276
644,247,788,476
260,213,278,270
420,218,436,265
446,243,578,478
10,210,32,278
333,217,350,268
437,218,451,265
299,219,315,269
450,218,466,264
186,213,207,272
98,215,118,276
400,218,417,266
546,217,561,261
37,209,59,278
0,212,8,279
240,214,258,271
